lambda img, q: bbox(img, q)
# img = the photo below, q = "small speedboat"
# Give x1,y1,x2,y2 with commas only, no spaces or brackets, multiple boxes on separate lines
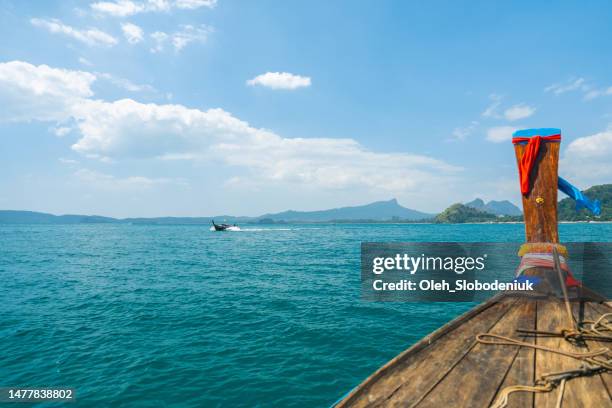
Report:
211,220,240,231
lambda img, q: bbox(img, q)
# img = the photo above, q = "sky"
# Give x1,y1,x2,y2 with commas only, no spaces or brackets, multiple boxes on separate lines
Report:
1,0,612,218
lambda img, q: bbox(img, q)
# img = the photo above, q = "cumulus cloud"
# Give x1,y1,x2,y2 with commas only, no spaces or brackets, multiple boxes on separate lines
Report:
150,25,211,52
247,72,311,90
0,60,461,195
503,104,535,121
486,126,518,143
0,61,154,127
30,18,118,47
561,128,612,185
53,126,72,137
0,60,96,121
91,0,217,17
121,22,144,44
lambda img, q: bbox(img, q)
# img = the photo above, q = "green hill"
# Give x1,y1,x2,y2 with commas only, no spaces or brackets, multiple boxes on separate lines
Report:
434,203,497,223
558,184,612,221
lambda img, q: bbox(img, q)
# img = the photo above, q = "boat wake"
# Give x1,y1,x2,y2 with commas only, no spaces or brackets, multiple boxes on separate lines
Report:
209,226,241,231
209,226,321,232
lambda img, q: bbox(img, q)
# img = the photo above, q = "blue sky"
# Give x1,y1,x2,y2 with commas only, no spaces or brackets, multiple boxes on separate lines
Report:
1,0,612,217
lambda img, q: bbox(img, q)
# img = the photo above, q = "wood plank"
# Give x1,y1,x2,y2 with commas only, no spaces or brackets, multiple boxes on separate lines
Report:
488,300,537,408
413,299,536,408
337,296,517,408
584,301,612,399
535,299,611,407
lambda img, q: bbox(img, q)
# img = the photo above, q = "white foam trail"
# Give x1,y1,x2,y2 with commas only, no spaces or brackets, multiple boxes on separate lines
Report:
210,226,322,232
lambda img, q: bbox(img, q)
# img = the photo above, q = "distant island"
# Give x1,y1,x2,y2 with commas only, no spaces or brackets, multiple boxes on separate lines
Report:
434,203,522,224
464,198,522,216
1,184,610,224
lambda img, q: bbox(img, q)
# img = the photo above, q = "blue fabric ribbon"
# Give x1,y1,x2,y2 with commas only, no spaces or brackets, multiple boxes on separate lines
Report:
558,176,601,216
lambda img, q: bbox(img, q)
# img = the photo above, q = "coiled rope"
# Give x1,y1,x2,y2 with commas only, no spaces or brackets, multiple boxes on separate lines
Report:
479,247,612,408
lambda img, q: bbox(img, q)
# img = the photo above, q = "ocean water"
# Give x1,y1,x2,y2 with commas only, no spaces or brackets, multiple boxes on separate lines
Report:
1,223,611,407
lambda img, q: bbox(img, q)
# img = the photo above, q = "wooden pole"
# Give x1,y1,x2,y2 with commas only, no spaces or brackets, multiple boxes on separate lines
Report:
513,129,561,243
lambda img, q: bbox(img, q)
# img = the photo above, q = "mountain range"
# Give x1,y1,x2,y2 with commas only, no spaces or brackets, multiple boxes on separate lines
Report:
0,199,433,224
464,198,522,216
1,184,610,224
258,199,432,222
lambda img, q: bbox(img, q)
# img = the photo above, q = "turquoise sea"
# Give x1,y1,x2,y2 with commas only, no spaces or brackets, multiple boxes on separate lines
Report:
1,223,612,407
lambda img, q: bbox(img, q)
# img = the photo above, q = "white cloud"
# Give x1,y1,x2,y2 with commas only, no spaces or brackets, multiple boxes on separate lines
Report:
121,22,144,44
482,94,502,118
59,158,79,165
0,60,461,196
486,126,518,143
583,86,612,101
0,60,96,121
174,0,217,9
503,104,535,121
53,126,72,137
91,0,216,17
150,25,211,52
545,77,612,101
96,72,156,92
67,99,460,191
561,128,612,186
545,78,587,95
451,121,479,141
78,57,94,66
30,18,118,47
247,72,311,90
171,25,211,51
150,31,168,52
91,0,145,17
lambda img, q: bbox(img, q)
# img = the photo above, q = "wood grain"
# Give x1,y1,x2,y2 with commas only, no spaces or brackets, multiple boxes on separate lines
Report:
585,301,612,399
336,297,517,407
534,300,610,407
514,141,559,243
415,299,536,408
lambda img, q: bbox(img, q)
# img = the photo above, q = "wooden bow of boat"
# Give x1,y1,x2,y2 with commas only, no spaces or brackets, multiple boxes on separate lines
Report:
335,129,611,407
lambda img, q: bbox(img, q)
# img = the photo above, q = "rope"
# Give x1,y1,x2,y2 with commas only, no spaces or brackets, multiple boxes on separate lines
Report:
490,383,553,408
552,247,577,334
588,312,612,339
475,333,609,360
555,378,566,408
481,247,611,407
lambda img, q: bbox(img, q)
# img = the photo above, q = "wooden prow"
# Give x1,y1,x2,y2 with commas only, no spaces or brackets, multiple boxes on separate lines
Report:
512,129,560,243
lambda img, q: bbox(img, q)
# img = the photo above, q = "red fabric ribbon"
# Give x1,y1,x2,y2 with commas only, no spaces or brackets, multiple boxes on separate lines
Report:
512,134,561,195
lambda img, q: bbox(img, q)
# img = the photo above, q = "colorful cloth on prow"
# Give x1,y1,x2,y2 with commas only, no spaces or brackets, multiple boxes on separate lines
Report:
512,128,562,195
516,243,581,287
558,176,601,216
